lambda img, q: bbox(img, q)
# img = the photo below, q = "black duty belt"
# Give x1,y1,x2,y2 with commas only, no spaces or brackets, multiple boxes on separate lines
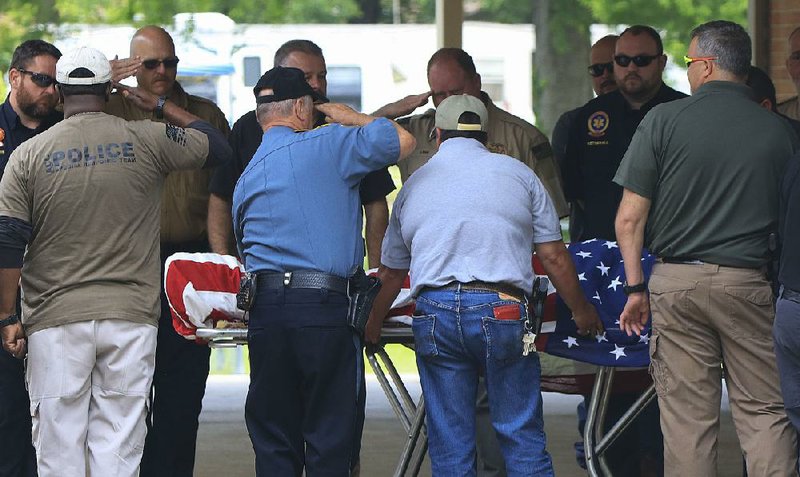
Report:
660,256,705,265
257,271,348,294
783,288,800,304
433,281,526,301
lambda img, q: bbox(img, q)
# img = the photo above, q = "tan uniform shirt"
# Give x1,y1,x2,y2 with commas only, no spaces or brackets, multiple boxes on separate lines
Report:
397,92,568,217
105,82,230,244
778,96,800,121
0,113,209,333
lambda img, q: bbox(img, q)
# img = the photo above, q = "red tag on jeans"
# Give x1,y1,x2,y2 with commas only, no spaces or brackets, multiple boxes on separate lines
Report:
493,304,520,320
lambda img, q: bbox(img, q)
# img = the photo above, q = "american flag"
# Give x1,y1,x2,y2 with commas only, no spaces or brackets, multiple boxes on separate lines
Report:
164,245,655,392
540,240,655,369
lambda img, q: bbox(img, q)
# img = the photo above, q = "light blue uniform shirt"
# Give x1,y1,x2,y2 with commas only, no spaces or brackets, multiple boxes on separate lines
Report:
233,119,400,277
381,137,562,296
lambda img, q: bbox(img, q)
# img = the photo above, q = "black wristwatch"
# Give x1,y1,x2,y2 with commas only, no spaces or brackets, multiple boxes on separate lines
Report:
0,314,19,328
623,282,647,295
154,95,167,119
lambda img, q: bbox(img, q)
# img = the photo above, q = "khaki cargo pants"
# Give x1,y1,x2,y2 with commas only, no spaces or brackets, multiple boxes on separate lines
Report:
648,262,797,477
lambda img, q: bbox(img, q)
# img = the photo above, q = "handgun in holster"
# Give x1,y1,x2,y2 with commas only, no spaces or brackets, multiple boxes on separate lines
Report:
346,268,382,337
236,272,257,316
527,276,549,336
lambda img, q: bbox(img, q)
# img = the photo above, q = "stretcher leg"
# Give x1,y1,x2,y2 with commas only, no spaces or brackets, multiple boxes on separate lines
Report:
584,366,657,477
365,342,428,477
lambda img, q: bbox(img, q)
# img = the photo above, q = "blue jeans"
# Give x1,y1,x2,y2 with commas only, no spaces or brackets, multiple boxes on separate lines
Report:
773,292,800,433
413,286,554,477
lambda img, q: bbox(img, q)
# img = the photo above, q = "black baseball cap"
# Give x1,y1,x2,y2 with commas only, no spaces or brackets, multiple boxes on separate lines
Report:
253,66,327,104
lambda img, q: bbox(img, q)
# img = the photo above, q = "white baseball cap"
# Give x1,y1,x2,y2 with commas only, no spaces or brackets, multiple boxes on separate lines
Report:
56,47,112,85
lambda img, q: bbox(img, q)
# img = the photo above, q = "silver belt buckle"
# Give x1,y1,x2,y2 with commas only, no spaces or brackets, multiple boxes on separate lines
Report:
283,271,292,286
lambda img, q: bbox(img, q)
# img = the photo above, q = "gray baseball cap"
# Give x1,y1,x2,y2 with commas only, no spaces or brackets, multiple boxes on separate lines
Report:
434,94,488,132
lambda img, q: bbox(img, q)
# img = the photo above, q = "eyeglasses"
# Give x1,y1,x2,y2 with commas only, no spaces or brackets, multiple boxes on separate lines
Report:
614,55,660,68
683,55,717,68
16,68,56,88
142,57,180,70
588,62,613,77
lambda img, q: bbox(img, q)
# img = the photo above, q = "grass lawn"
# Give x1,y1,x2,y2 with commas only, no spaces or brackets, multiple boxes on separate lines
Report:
209,343,418,375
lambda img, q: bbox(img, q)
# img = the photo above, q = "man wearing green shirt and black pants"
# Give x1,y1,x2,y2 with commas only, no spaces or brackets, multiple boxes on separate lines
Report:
615,20,799,477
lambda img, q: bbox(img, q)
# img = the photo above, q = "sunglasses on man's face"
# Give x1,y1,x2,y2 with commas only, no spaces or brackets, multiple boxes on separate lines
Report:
142,57,180,70
17,68,56,88
614,55,660,68
588,62,613,77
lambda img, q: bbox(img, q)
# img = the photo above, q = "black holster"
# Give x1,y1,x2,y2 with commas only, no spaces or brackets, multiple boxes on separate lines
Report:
347,268,382,336
527,276,549,335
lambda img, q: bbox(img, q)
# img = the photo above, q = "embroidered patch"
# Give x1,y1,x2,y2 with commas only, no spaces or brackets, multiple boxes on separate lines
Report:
488,143,508,155
0,128,5,147
166,124,187,146
587,111,610,138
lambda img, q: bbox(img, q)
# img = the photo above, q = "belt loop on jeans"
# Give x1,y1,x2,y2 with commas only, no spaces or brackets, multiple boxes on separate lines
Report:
257,271,349,294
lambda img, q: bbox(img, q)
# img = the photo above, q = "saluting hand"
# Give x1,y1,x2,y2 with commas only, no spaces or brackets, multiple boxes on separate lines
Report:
315,103,373,127
110,55,142,83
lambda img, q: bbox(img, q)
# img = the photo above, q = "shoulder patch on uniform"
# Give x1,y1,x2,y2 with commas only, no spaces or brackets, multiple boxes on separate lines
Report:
487,143,508,155
587,111,610,137
166,124,187,146
531,141,553,160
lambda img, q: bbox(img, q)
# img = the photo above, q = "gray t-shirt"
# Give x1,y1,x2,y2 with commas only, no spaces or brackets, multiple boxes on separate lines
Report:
382,137,562,296
0,112,209,334
614,81,798,268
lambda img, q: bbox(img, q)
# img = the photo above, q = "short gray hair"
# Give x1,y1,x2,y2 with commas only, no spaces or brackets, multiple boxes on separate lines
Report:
690,20,751,78
255,95,312,125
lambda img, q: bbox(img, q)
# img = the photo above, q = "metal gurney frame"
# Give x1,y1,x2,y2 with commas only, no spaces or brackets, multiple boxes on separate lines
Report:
196,326,657,477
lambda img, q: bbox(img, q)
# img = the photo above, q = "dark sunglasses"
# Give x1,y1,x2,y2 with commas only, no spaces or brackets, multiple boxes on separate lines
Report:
614,55,660,68
142,57,180,70
17,68,56,88
588,62,613,77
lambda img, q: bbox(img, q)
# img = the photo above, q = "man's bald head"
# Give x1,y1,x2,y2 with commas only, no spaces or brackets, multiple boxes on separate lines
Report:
131,26,178,97
589,35,618,95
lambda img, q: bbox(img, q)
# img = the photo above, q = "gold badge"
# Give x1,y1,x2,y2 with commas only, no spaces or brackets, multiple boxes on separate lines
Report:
587,111,610,138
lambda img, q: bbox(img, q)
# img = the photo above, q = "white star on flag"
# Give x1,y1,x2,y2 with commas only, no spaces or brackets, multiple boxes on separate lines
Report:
603,241,618,249
582,239,598,243
609,345,627,360
595,332,608,343
639,333,650,344
563,336,579,348
592,291,602,304
607,276,622,291
596,262,610,276
578,272,587,281
577,251,592,258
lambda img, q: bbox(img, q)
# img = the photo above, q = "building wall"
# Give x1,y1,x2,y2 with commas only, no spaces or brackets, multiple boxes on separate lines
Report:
770,0,800,102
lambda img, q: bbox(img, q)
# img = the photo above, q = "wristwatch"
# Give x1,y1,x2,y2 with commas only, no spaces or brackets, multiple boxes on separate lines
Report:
623,282,647,295
0,314,19,328
154,95,167,119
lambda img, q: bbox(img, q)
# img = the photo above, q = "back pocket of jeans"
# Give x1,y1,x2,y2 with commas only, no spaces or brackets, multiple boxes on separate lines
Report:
411,314,438,358
483,317,525,362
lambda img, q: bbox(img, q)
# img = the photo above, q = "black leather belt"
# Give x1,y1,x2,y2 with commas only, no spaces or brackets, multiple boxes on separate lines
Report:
660,256,705,265
257,271,348,294
432,281,526,301
783,288,800,304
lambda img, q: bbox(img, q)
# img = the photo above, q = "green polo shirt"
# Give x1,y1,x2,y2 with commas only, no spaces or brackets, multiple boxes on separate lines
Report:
614,81,799,268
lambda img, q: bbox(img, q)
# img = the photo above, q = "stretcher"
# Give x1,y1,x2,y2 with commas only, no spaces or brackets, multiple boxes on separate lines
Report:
165,242,657,477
